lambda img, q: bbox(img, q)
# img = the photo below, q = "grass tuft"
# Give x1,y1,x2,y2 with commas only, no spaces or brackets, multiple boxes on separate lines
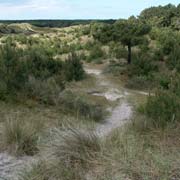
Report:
1,113,42,155
20,127,101,180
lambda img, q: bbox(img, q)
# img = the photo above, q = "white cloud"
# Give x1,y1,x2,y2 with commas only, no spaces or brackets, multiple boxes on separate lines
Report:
0,0,72,19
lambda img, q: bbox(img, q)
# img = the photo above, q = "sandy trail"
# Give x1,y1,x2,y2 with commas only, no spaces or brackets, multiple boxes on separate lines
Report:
84,65,133,137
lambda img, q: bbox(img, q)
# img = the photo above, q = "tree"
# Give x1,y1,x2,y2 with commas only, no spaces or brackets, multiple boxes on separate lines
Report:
92,17,151,64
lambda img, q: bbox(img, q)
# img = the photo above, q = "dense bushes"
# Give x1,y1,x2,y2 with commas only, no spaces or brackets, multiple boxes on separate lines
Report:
0,42,84,102
145,91,180,128
167,45,180,71
63,53,85,81
129,52,158,77
109,44,127,59
0,44,28,98
124,52,158,90
86,44,105,63
143,73,180,128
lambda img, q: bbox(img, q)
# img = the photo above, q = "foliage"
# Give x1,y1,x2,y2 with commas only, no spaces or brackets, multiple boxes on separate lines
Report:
92,17,151,64
157,29,180,55
140,4,180,29
145,91,180,128
25,45,62,80
0,44,28,97
167,44,180,71
63,53,85,81
109,43,127,59
87,44,104,62
144,73,180,128
128,52,158,77
0,41,85,102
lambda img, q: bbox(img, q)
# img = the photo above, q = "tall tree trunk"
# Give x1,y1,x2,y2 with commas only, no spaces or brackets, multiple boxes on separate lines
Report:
127,43,131,64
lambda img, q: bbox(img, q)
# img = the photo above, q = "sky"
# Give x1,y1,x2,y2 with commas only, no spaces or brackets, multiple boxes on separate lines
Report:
0,0,179,20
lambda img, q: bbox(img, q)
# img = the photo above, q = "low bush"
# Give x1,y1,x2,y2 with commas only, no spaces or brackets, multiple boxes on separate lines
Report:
154,72,171,89
145,91,180,128
63,53,85,81
109,44,127,59
157,29,180,55
124,52,158,90
129,52,158,77
152,48,164,61
0,42,85,103
87,44,104,62
166,45,180,71
144,74,180,128
26,45,62,80
0,44,28,97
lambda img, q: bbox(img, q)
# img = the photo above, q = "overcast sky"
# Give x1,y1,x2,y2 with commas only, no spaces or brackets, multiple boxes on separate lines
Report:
0,0,179,20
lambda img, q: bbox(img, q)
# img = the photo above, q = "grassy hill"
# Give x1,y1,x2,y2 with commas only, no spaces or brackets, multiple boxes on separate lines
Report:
0,23,36,34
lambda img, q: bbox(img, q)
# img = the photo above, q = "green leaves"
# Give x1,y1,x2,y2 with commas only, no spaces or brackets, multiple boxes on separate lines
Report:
113,18,151,46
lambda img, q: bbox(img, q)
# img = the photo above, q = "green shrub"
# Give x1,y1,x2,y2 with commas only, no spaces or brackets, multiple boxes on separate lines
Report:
158,30,180,55
129,52,158,77
81,26,91,35
0,44,28,96
166,45,180,71
26,45,63,79
87,44,104,62
110,45,128,59
152,48,164,61
64,53,85,81
144,74,180,128
145,91,180,128
154,72,171,89
83,41,94,50
0,43,85,102
149,27,161,40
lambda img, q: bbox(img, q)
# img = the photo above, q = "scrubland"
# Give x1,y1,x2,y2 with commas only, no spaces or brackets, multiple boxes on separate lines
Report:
0,4,180,180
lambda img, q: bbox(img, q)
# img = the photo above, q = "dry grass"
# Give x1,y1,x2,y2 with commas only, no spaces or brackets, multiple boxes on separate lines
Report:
1,114,42,155
19,117,180,180
92,119,180,180
20,127,101,180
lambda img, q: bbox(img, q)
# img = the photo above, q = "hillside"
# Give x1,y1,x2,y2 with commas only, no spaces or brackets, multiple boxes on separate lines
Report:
0,23,37,34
